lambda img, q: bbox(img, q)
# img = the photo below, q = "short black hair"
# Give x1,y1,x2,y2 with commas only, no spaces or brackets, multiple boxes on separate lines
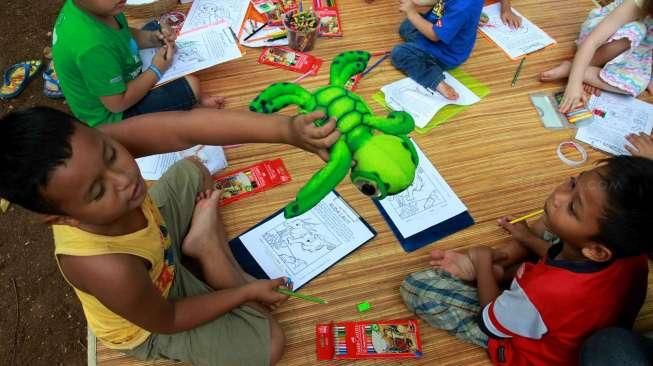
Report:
0,107,77,214
595,156,653,257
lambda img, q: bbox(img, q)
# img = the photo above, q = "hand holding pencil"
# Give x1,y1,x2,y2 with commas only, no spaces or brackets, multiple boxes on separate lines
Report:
497,209,543,243
246,277,291,310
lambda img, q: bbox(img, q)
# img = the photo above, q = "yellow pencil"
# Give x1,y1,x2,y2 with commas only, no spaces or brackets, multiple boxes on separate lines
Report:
509,209,544,224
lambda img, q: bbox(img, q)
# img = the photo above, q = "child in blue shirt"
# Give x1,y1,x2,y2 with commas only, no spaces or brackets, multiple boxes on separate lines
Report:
391,0,484,99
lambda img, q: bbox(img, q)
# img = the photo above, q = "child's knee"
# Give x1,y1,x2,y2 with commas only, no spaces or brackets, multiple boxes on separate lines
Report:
184,157,213,191
391,44,412,67
184,74,201,100
268,319,286,365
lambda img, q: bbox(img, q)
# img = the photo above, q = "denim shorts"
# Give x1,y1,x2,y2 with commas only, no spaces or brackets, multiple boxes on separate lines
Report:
122,77,197,119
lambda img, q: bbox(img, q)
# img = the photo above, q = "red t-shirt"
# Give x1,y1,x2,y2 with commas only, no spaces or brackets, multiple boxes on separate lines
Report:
481,244,648,366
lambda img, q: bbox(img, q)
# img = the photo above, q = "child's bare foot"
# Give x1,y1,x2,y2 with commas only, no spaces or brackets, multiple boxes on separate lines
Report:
539,60,572,82
182,189,222,259
429,249,476,281
200,95,226,109
435,81,459,100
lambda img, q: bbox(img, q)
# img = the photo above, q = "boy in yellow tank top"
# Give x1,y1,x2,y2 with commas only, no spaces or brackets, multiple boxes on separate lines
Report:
0,106,339,365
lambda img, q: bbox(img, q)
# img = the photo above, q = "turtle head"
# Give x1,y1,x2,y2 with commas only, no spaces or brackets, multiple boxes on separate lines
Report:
350,134,417,199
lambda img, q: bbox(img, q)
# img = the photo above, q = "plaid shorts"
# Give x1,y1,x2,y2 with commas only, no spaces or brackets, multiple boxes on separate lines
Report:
400,269,488,348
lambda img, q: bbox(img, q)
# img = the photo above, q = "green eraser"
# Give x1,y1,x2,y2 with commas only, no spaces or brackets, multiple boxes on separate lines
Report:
356,301,371,313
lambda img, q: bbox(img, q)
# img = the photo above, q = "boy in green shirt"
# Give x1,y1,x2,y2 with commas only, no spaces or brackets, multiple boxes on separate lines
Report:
53,0,224,127
0,106,339,364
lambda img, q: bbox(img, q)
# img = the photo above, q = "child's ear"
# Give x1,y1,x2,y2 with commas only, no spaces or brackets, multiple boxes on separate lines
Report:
41,214,81,227
581,243,613,262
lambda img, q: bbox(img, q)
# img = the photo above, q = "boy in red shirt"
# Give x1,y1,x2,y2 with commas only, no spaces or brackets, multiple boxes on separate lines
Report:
401,157,652,365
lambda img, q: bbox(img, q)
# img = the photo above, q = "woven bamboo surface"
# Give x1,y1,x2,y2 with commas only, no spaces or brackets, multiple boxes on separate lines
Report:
99,0,653,365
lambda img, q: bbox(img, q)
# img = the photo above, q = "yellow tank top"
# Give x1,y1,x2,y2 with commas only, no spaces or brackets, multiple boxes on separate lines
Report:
53,194,175,350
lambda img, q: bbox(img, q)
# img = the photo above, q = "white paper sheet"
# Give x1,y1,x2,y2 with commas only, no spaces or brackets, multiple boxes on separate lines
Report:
382,74,480,128
478,3,555,59
378,141,468,239
575,93,653,156
238,192,374,289
140,22,242,85
180,0,250,33
137,145,228,180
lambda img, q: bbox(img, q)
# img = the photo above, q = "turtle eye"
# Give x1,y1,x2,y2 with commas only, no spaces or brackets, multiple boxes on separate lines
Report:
355,180,381,198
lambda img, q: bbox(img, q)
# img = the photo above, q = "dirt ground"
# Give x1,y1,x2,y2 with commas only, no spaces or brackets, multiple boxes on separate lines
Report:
0,1,87,365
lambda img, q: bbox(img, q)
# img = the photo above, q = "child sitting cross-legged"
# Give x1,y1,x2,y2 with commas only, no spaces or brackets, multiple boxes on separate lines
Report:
401,157,652,366
0,106,339,365
391,0,484,100
52,0,227,127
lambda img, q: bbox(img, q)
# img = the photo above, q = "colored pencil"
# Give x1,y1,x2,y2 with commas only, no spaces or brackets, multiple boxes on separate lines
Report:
509,209,544,224
511,58,526,87
360,53,390,78
293,69,316,83
247,31,287,43
244,23,267,41
276,287,328,304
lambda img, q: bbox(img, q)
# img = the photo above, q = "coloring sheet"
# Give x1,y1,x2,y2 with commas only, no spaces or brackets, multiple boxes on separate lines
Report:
382,73,480,128
238,192,375,289
378,141,468,239
140,22,242,85
478,2,555,59
137,145,227,180
575,92,653,156
180,0,250,33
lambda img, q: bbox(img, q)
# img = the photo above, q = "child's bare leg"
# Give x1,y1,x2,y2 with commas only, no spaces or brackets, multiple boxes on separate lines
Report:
182,190,249,289
590,39,630,67
184,74,226,109
539,60,572,81
583,66,631,94
435,80,459,100
647,79,653,95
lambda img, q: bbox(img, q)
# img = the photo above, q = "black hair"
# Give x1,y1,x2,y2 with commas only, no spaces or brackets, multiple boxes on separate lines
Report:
594,156,653,258
0,107,77,214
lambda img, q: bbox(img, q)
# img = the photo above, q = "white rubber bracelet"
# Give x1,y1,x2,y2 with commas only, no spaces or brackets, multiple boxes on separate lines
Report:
557,141,588,167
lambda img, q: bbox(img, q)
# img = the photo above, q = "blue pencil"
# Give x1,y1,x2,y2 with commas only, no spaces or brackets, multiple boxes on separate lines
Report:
360,53,390,78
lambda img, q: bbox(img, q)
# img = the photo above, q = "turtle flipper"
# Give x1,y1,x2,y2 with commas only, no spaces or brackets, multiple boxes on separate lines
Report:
284,138,352,218
249,82,317,114
329,51,371,87
362,111,415,135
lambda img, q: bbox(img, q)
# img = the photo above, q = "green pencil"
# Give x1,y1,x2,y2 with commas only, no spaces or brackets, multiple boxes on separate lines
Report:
511,58,526,87
276,287,328,304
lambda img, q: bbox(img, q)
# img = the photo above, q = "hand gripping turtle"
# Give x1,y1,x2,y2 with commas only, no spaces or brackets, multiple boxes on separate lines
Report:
250,51,418,218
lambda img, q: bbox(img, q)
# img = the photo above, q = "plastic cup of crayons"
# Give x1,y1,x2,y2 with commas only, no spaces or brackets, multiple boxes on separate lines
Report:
284,10,319,52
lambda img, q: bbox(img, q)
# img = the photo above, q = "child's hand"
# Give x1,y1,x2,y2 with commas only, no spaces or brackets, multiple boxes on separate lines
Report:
626,133,653,160
151,41,175,72
500,8,522,29
245,278,290,310
497,216,535,243
157,21,176,44
559,82,586,114
399,0,417,13
287,111,340,162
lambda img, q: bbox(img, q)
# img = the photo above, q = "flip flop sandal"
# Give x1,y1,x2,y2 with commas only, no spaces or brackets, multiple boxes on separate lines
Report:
43,62,64,99
0,60,43,100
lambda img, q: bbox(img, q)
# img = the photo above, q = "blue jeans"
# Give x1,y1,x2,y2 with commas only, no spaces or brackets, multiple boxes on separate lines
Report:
122,77,197,119
580,328,653,366
391,19,447,90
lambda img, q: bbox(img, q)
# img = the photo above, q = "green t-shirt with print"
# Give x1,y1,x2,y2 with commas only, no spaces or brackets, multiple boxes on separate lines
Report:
52,0,143,126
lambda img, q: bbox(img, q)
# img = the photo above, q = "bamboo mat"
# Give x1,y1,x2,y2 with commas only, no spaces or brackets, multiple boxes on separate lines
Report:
98,0,653,365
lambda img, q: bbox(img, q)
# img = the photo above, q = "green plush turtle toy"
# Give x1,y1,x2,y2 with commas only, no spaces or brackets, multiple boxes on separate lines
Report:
250,50,418,218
